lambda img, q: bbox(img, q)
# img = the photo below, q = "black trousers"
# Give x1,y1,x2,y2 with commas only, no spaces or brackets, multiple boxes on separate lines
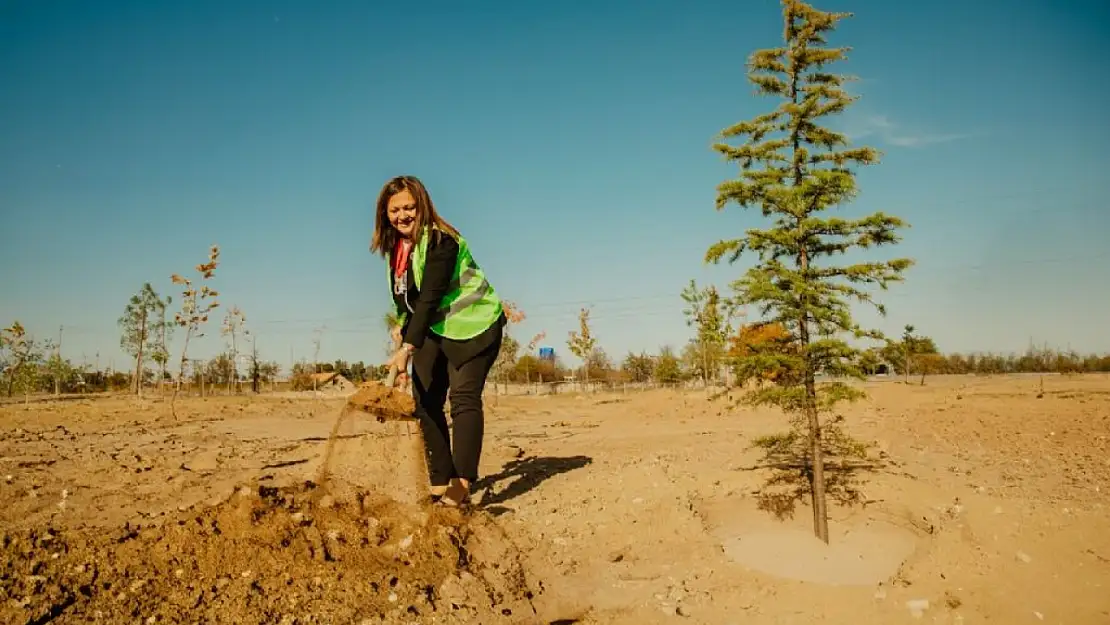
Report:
410,330,502,486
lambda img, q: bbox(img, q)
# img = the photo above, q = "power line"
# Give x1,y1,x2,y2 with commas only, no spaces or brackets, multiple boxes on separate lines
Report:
19,250,1110,338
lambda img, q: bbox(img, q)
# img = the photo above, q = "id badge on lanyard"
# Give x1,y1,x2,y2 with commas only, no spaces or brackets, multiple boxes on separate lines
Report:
393,241,412,296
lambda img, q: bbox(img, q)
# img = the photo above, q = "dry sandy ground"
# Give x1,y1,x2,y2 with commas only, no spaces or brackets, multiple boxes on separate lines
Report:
2,374,1109,624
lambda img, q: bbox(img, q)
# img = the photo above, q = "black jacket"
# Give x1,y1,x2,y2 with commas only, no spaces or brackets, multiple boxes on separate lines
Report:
390,231,504,365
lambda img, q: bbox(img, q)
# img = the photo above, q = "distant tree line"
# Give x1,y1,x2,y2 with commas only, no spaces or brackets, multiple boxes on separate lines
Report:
4,320,1109,400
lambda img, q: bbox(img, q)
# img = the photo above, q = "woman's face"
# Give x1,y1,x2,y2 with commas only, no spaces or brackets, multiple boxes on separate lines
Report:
387,189,418,239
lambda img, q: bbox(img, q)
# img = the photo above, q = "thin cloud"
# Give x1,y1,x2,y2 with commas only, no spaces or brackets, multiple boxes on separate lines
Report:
843,115,974,148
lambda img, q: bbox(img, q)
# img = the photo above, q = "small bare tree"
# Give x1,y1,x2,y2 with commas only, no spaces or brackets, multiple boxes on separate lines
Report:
151,294,173,394
492,301,527,392
170,245,220,417
901,324,915,384
567,307,598,388
221,306,248,395
522,331,546,384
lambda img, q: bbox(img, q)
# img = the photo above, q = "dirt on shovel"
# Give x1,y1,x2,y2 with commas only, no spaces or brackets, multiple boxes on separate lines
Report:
343,377,415,424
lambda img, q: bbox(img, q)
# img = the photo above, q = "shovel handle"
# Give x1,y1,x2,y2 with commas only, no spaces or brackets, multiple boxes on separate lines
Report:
383,363,400,388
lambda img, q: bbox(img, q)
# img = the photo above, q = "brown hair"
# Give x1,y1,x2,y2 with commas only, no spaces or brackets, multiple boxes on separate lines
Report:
369,175,459,257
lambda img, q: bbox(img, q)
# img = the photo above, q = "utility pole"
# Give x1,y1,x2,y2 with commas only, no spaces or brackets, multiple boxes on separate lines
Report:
54,325,63,396
311,326,325,394
251,335,260,394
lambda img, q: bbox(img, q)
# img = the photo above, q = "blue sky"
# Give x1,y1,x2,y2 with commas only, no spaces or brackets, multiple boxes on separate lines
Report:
2,0,1108,372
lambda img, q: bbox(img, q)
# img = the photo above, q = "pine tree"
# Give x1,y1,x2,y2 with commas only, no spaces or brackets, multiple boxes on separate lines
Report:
566,307,598,386
681,280,731,388
119,283,171,397
707,0,913,543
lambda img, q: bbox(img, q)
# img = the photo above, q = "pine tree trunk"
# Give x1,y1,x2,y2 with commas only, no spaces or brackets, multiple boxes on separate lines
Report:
789,53,829,543
799,240,828,542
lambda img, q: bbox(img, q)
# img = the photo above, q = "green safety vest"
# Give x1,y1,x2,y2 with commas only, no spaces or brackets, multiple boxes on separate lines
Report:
390,228,503,340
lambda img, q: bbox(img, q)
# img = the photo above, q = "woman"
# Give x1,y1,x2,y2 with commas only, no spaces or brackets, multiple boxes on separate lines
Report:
371,175,506,508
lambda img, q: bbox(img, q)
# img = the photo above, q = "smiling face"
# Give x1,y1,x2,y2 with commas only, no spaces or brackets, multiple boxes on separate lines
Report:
387,189,419,240
371,175,459,258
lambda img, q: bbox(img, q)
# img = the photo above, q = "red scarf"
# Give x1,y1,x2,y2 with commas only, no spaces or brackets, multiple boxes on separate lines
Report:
393,239,413,279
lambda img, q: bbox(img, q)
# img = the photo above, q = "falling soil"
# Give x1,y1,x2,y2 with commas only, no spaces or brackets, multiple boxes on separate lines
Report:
316,397,429,509
0,482,545,625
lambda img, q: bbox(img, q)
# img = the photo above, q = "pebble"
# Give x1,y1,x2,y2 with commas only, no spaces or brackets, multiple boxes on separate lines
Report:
1016,551,1032,563
906,599,929,618
398,535,413,550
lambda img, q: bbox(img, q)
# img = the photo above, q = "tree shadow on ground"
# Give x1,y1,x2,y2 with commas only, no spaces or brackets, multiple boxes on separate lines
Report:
749,460,871,520
475,455,593,516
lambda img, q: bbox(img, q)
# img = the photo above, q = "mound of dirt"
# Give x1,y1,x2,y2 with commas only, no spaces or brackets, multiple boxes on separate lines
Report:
0,482,546,625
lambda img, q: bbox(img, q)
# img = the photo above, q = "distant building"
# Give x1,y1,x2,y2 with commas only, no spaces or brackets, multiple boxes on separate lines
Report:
309,372,355,392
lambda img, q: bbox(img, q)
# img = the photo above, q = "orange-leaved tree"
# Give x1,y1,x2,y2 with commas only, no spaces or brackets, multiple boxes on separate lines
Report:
170,245,220,417
728,322,793,383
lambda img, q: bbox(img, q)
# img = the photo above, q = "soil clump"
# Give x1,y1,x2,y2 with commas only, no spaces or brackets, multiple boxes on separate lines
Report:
1,481,545,625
